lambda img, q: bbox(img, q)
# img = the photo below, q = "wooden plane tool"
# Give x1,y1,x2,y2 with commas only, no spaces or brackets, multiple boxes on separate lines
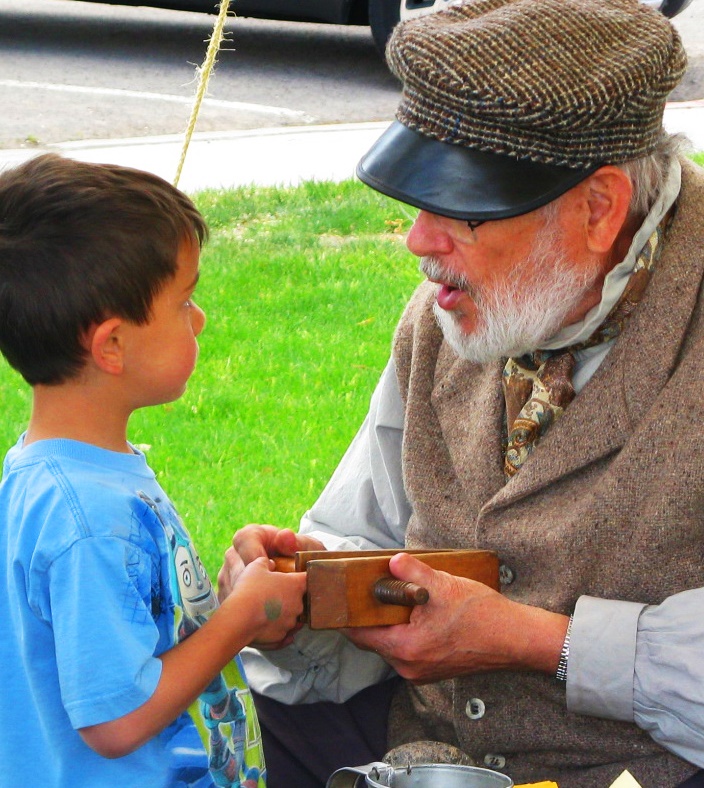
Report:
274,549,499,629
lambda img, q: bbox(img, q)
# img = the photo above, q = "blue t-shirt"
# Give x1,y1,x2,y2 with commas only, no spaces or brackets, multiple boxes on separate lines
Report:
0,437,265,788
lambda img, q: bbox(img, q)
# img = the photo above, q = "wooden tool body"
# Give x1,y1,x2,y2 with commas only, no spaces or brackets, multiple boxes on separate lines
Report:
274,549,499,629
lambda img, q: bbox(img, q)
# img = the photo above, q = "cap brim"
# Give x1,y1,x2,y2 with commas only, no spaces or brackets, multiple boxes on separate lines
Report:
356,122,599,221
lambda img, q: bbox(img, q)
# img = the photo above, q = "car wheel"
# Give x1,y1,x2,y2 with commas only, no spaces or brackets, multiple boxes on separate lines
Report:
368,0,402,54
657,0,694,17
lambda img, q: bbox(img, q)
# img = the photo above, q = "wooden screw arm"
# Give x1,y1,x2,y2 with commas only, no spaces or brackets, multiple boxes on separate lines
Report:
372,577,430,607
274,555,428,607
273,548,499,630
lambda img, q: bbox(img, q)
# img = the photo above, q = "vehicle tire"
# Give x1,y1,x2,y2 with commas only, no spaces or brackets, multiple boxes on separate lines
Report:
658,0,694,17
369,0,401,55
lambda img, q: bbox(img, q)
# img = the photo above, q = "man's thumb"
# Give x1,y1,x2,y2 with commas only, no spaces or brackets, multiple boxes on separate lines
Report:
388,552,437,590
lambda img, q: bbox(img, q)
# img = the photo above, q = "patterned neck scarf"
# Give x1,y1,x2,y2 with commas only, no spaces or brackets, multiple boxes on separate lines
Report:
502,214,670,478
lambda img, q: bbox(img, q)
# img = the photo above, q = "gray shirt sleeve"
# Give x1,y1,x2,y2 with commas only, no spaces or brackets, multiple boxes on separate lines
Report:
633,589,704,765
568,592,704,767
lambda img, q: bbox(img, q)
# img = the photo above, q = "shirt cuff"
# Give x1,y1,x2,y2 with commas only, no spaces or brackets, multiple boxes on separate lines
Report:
567,595,647,722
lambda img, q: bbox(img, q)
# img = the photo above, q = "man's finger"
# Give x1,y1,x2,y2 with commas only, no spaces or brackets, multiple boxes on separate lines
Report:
233,524,278,563
388,552,438,590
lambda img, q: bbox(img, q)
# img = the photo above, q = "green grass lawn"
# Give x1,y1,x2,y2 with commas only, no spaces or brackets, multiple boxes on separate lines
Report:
0,180,421,577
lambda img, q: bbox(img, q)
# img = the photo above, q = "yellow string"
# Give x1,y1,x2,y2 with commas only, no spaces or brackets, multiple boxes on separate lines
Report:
173,0,232,187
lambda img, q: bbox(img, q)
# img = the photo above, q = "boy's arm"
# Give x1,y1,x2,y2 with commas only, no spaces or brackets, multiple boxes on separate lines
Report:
79,557,305,759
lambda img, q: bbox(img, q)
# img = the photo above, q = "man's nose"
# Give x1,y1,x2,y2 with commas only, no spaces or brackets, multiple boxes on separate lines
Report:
406,210,454,258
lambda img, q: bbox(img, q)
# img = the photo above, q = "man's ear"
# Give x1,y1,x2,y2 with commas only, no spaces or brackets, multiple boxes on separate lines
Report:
89,318,124,375
583,165,633,254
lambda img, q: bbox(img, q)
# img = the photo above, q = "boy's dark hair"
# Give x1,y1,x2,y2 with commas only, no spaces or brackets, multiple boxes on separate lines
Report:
0,154,209,385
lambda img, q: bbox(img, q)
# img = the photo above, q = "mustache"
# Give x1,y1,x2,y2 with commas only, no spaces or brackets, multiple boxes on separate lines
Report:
419,256,472,293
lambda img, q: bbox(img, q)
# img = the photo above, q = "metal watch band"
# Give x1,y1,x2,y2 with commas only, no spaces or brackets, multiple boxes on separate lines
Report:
555,614,574,682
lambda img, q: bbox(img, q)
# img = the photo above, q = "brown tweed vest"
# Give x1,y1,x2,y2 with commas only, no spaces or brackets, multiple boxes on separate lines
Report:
388,158,704,788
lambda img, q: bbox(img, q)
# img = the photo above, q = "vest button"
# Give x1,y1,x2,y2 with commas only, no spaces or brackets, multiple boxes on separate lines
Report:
483,753,507,770
465,698,486,720
499,564,515,585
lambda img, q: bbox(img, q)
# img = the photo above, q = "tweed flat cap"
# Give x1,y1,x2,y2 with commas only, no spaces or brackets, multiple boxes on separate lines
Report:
357,0,687,221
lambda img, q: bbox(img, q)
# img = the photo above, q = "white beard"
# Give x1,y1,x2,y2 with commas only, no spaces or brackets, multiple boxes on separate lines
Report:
421,226,601,364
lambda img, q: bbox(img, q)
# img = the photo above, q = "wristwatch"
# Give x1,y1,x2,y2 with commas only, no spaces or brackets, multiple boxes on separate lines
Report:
555,614,574,682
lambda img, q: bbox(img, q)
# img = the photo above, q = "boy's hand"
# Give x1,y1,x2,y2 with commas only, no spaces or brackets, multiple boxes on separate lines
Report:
225,556,307,648
217,523,324,602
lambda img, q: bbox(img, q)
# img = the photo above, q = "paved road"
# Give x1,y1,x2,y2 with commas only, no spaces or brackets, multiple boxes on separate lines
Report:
0,0,702,151
0,0,399,149
670,0,704,103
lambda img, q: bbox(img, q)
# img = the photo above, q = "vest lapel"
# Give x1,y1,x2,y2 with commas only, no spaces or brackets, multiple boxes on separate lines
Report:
431,347,507,509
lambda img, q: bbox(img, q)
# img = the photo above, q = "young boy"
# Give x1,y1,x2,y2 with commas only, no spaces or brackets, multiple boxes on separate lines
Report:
0,154,306,788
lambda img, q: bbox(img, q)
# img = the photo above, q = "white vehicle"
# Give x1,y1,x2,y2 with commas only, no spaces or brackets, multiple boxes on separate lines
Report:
401,0,694,26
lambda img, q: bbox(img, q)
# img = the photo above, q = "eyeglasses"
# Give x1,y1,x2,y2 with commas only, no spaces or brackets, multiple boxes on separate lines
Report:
416,212,488,245
455,217,489,245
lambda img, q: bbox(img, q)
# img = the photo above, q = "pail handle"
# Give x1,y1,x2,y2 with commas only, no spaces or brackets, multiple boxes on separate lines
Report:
325,762,388,788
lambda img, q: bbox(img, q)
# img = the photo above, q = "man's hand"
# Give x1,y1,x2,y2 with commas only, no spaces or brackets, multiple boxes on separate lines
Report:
217,524,324,603
344,553,569,682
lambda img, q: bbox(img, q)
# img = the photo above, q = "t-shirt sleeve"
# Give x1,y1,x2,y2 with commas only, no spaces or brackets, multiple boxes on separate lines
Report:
48,535,163,730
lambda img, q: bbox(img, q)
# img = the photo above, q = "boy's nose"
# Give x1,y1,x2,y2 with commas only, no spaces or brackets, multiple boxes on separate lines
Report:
192,303,206,335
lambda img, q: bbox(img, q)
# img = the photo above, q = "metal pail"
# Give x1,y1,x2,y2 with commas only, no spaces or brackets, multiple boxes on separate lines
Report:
325,762,514,788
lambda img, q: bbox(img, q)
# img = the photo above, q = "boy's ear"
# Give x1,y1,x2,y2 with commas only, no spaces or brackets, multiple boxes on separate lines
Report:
89,318,125,375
